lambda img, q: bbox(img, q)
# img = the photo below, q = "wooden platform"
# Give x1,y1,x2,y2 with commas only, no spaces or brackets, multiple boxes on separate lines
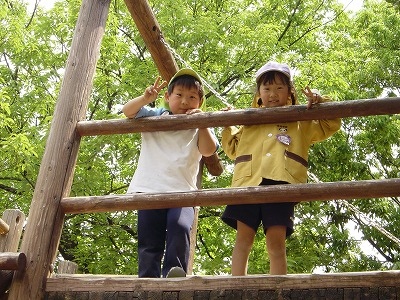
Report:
44,270,400,299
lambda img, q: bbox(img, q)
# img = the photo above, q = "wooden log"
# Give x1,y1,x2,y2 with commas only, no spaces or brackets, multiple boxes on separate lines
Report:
7,0,111,299
0,253,26,272
61,178,400,214
0,210,25,297
201,154,223,176
45,271,400,292
124,0,178,82
0,210,25,253
44,289,399,300
57,261,78,274
76,97,400,136
0,219,9,235
187,207,199,276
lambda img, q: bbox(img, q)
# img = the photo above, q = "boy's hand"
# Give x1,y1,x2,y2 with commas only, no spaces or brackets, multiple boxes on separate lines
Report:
302,86,322,109
144,76,167,103
186,108,203,115
221,106,233,111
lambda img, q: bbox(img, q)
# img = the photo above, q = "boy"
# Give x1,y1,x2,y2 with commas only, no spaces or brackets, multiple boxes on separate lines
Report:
122,69,218,278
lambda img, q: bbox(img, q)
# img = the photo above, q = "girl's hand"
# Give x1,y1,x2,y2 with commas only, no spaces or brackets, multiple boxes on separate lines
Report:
302,86,322,109
144,76,167,103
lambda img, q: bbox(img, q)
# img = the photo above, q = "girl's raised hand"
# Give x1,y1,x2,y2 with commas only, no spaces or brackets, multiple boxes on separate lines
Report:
302,86,322,109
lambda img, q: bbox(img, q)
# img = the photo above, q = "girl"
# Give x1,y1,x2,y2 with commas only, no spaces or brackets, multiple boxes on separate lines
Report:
221,61,341,275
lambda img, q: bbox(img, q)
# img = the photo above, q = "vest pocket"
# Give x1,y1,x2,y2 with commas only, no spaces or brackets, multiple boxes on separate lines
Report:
284,150,308,182
233,154,252,181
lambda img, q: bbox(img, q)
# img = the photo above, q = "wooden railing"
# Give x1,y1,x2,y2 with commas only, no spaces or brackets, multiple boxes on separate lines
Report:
61,178,400,214
76,98,399,135
61,97,400,215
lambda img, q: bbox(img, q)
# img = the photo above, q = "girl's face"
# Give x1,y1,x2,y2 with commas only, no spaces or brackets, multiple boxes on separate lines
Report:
258,75,291,108
165,85,203,114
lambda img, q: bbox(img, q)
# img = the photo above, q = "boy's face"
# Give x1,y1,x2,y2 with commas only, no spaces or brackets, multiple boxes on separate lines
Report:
258,74,291,108
165,85,203,114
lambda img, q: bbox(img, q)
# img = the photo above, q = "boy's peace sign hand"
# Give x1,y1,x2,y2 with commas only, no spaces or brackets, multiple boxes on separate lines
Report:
144,76,168,103
302,86,322,109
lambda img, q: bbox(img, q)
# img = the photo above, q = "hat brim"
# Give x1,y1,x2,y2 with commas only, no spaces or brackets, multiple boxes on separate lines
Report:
168,68,202,86
256,69,291,82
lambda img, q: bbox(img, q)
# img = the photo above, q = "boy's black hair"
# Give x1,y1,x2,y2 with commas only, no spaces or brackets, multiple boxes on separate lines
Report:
167,75,204,100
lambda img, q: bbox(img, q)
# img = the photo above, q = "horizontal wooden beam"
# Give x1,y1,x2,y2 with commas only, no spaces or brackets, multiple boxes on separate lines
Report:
46,271,400,292
61,178,400,214
76,98,400,136
0,252,26,271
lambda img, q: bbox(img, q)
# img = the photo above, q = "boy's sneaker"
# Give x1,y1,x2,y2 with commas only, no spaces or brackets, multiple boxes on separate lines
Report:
166,266,186,278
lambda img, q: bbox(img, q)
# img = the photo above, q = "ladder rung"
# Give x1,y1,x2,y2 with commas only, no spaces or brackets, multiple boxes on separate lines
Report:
0,252,26,271
61,178,400,214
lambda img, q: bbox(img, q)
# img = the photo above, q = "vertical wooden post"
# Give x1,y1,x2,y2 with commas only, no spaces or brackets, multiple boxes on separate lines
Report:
0,209,25,296
56,261,78,275
187,161,205,275
187,207,199,275
0,210,25,253
8,0,111,298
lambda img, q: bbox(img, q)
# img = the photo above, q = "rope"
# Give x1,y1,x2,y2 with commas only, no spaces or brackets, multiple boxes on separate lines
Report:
159,36,233,108
340,200,400,245
308,172,400,247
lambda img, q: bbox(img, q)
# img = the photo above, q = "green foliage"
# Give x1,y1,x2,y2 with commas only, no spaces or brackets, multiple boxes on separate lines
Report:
60,211,138,274
1,0,399,276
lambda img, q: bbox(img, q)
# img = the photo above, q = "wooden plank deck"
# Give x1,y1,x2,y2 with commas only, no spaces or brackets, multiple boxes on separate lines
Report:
44,270,400,299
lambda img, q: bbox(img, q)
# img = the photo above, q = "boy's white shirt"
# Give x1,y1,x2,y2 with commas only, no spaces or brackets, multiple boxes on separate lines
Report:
127,128,202,193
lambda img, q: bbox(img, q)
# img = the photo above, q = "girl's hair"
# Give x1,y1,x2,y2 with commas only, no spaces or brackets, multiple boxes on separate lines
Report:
163,75,205,110
255,71,298,106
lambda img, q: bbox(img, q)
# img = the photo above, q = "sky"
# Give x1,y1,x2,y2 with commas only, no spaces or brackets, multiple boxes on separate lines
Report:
340,0,364,13
27,0,364,13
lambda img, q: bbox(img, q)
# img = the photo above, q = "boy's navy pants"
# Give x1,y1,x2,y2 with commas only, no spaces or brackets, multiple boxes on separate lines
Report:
137,207,194,278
